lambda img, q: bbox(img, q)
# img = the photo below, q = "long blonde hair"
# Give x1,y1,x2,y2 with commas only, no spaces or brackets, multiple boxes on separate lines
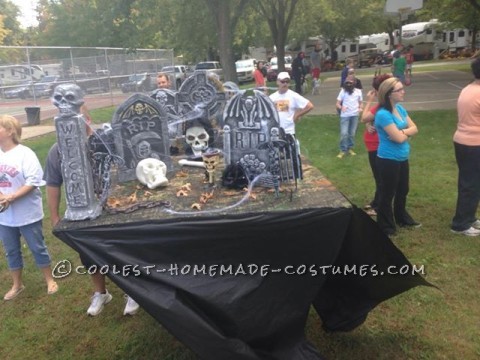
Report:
0,115,22,144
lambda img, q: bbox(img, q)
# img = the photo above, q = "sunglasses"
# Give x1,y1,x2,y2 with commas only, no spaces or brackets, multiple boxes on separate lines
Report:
279,80,290,84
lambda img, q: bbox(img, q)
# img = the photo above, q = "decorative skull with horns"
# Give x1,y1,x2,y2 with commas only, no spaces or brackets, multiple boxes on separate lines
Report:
52,83,85,116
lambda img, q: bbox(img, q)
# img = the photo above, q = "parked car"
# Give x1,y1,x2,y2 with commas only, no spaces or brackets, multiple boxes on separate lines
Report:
235,59,256,83
120,73,153,93
195,61,223,81
267,56,292,81
4,80,33,99
32,75,62,97
161,65,187,89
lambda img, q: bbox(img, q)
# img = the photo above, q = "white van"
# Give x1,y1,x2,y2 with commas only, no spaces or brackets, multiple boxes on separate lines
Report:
235,59,256,83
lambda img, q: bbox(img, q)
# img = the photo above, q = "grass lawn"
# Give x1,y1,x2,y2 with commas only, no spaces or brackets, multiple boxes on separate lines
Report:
0,106,479,358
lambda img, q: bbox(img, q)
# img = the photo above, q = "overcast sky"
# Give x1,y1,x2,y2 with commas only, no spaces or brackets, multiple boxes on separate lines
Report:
11,0,38,28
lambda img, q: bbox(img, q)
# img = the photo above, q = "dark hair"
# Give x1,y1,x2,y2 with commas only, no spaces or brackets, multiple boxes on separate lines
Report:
471,58,480,79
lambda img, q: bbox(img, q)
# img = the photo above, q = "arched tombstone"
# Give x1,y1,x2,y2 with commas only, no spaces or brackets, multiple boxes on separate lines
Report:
112,93,172,182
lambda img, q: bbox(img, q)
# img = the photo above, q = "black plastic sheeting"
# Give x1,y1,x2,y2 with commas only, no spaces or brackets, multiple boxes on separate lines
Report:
54,205,431,359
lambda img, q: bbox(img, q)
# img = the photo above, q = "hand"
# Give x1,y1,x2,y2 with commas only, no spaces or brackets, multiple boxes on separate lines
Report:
366,122,376,134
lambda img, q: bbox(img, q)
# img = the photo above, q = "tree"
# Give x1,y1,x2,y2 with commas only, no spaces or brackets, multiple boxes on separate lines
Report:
202,0,250,82
256,0,299,72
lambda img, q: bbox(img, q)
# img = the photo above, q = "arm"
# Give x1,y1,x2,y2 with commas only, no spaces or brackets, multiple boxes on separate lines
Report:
46,185,62,226
0,185,35,210
361,90,376,124
383,115,418,143
294,101,314,123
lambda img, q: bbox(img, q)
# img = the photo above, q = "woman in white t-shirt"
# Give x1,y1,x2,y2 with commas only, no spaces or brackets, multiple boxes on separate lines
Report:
335,75,363,158
0,115,58,300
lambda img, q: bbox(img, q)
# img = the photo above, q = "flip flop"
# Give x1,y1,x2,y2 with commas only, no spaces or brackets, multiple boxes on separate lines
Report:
366,209,377,216
4,285,26,301
48,281,59,295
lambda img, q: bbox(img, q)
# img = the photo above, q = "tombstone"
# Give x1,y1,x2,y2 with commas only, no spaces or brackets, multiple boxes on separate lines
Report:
52,83,102,220
177,71,227,129
150,88,182,139
112,94,172,182
223,90,288,187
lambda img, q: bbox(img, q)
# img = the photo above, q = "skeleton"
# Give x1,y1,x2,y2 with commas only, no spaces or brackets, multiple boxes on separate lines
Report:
185,126,209,157
202,150,221,185
135,158,168,189
52,84,85,116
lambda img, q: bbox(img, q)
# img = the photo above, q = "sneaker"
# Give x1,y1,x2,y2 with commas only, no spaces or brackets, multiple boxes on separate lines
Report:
471,220,480,229
123,295,139,316
451,226,480,237
336,152,345,159
348,149,357,156
87,291,112,316
399,222,422,229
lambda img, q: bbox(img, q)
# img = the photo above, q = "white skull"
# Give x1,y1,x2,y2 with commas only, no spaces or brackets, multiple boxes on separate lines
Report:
185,126,209,157
135,158,168,189
52,84,84,116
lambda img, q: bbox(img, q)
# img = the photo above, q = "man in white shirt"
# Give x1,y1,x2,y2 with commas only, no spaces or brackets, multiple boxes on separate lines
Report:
269,72,314,136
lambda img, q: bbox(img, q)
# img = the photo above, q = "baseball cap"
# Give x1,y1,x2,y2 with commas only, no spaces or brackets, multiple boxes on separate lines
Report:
277,72,290,81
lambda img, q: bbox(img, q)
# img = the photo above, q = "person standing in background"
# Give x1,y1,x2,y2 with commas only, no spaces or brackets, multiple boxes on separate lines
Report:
310,44,323,81
253,61,266,90
291,51,307,94
0,115,58,300
374,78,420,237
451,58,480,236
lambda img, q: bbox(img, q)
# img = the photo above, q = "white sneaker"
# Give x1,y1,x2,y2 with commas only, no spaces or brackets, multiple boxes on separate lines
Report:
123,295,139,316
451,226,480,237
87,291,112,316
471,220,480,229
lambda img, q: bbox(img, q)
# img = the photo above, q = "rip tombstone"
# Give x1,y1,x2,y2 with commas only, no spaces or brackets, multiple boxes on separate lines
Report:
112,94,172,182
52,83,102,220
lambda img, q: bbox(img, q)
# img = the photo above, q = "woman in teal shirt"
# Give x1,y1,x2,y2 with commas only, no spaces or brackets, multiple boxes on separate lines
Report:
374,78,419,236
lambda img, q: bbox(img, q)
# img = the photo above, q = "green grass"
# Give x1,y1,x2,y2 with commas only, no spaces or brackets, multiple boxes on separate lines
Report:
1,107,479,358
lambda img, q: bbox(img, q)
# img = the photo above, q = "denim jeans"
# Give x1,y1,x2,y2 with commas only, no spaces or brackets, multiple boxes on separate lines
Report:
451,142,480,231
0,220,51,270
339,115,359,152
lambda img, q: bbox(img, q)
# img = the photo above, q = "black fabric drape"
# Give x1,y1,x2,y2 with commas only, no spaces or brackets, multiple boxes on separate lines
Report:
54,205,430,359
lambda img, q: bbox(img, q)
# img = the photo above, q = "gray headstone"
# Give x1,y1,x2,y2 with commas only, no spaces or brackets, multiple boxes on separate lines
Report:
177,71,226,128
223,90,283,186
150,88,182,139
52,83,102,220
112,94,172,182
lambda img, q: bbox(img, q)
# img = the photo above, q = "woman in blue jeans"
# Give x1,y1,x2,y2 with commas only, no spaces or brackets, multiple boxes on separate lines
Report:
374,78,420,236
0,115,58,300
336,75,363,158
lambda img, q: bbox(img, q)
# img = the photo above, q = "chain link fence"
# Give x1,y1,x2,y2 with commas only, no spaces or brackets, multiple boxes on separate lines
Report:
0,46,175,124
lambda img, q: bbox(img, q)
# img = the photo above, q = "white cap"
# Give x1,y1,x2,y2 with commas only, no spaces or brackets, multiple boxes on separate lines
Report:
277,72,290,80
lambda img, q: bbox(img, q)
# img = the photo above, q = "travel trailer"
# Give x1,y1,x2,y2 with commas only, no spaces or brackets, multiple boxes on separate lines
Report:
0,64,45,84
400,20,473,59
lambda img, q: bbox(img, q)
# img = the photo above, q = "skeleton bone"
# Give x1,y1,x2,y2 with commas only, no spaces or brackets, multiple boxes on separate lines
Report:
178,159,206,168
135,158,168,189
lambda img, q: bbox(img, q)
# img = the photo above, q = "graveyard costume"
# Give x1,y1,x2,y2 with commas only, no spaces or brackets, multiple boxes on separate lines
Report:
44,141,139,315
451,59,480,236
0,115,57,300
269,72,313,136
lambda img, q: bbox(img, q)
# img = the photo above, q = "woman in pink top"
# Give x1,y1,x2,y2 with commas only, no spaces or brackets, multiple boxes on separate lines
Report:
451,58,480,236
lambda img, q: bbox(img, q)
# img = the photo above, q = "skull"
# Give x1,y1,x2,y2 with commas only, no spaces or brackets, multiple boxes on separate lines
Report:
135,158,168,189
52,84,84,116
202,150,220,185
185,126,209,157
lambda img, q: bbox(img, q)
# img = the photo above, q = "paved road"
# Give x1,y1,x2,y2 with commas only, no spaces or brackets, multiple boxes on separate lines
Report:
302,68,472,115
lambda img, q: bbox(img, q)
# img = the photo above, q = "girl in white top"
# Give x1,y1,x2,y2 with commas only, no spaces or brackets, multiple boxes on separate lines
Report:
0,115,58,300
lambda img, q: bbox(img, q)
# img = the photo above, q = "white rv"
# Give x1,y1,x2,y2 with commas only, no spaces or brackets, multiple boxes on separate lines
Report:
0,64,45,84
399,20,472,59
